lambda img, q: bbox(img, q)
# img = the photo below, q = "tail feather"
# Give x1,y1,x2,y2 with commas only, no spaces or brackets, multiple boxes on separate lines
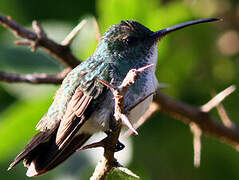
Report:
8,129,91,177
43,133,91,173
26,133,91,177
8,126,58,170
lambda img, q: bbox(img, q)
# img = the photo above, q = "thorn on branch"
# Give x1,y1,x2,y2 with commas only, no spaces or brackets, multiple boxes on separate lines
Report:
120,64,154,90
124,102,159,138
61,19,87,46
213,93,235,128
31,21,47,51
15,40,31,46
127,92,155,112
201,85,236,112
120,114,138,135
78,138,105,151
190,122,202,168
7,16,12,20
115,167,140,179
217,103,234,128
98,79,116,91
32,20,47,39
15,39,39,52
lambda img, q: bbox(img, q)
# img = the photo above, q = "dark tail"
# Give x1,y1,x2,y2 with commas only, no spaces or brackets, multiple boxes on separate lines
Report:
8,128,91,177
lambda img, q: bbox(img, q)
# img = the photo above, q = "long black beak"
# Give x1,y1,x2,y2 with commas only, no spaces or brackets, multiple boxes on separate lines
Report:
152,18,220,40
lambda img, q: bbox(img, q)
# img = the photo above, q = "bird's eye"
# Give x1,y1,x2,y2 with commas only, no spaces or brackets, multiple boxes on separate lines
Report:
124,36,137,46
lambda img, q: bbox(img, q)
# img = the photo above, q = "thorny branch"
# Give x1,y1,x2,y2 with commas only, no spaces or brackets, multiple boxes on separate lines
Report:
0,13,80,68
85,66,151,180
153,88,239,150
1,13,239,177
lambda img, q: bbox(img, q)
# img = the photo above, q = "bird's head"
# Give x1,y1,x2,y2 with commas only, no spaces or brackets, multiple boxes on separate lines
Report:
96,18,219,66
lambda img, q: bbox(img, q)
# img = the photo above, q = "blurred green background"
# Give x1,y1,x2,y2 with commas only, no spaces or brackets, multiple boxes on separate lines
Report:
0,0,239,179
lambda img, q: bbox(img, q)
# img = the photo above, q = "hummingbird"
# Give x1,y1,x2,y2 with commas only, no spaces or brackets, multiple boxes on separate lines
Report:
8,18,219,177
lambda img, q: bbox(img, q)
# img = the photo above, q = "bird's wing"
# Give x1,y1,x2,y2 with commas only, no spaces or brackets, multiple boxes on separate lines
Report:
55,86,93,147
54,63,108,149
8,59,111,175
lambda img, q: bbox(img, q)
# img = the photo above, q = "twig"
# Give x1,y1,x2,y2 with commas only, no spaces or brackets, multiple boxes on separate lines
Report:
90,65,153,180
200,85,236,112
0,69,70,84
61,20,87,46
0,13,80,68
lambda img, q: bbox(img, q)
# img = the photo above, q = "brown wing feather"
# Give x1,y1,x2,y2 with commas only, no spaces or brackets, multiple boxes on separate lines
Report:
55,87,93,146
